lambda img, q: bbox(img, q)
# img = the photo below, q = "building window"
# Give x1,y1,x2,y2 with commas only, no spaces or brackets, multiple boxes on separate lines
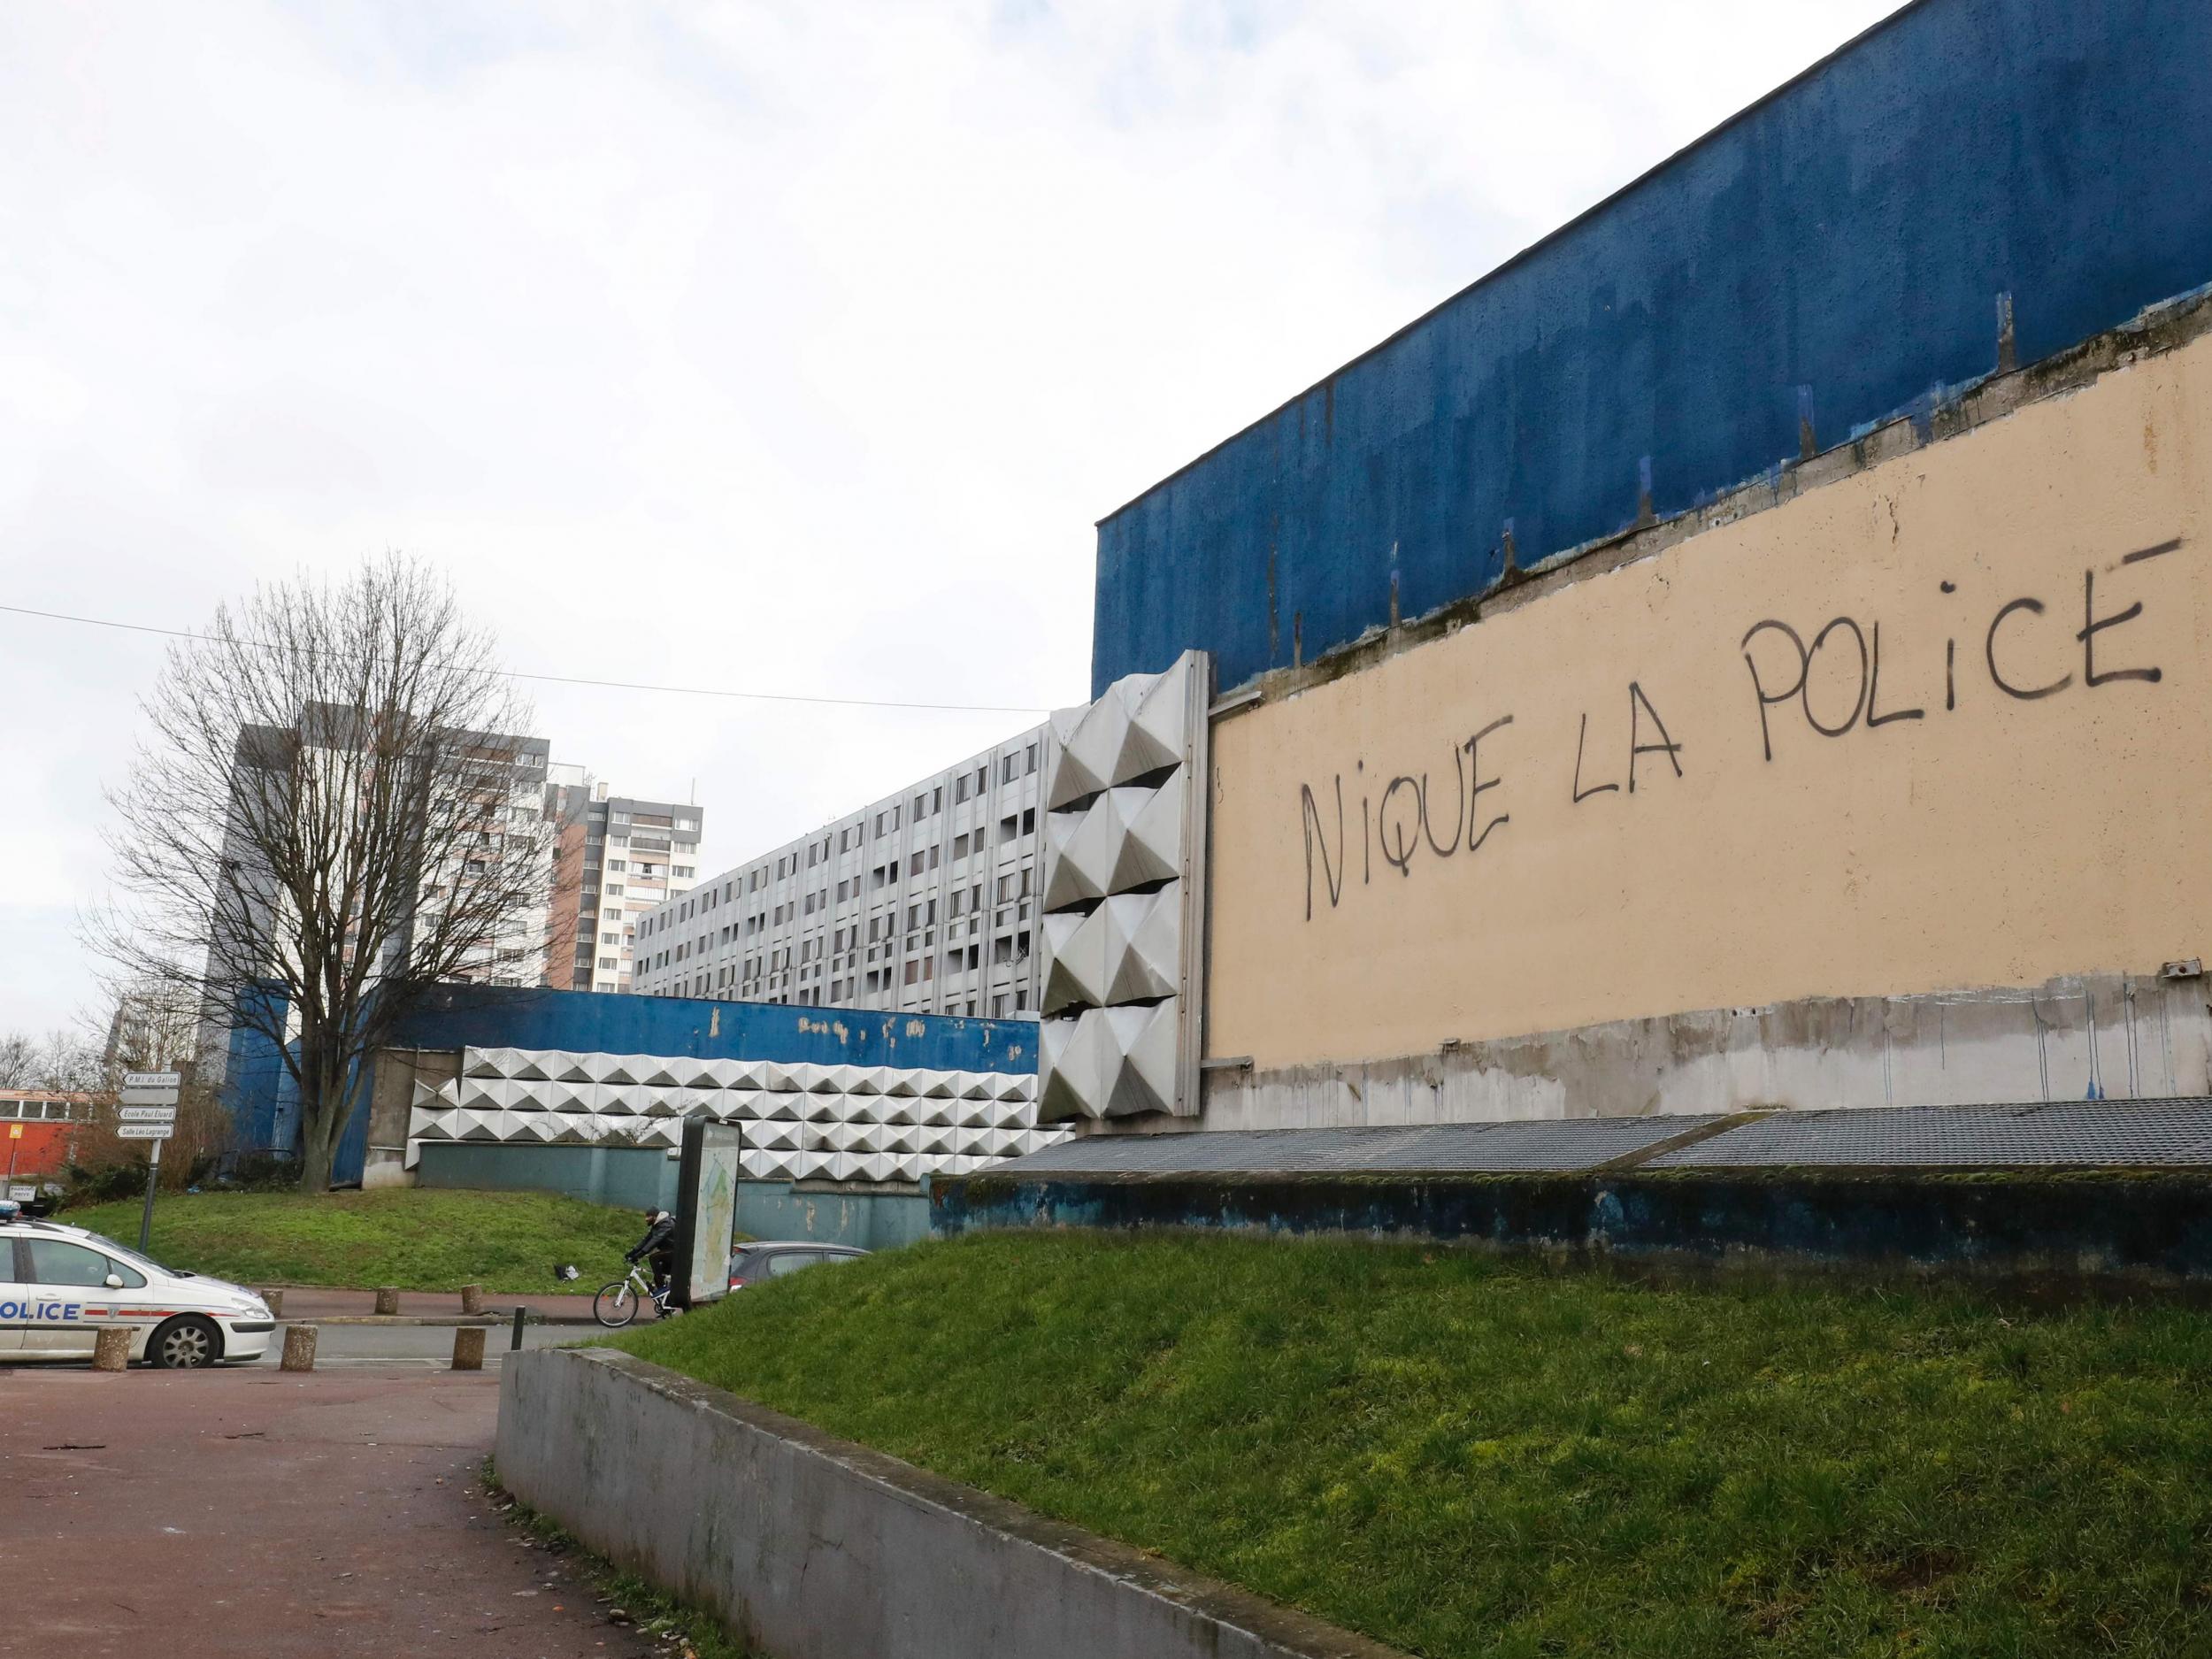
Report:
599,956,618,970
607,858,627,872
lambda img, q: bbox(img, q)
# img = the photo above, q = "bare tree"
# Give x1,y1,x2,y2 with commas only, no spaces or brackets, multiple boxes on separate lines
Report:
0,1033,36,1090
0,1029,102,1092
89,557,557,1191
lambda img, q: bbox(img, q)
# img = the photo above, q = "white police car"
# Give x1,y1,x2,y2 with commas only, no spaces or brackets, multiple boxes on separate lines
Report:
0,1203,275,1368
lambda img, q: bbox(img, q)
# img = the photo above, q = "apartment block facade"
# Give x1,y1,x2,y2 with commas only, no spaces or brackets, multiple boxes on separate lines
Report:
630,726,1048,1018
543,764,704,994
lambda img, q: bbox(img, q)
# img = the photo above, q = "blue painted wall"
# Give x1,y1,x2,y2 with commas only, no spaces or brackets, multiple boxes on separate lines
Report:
1092,0,2212,695
415,1142,927,1250
418,1142,683,1210
387,985,1037,1075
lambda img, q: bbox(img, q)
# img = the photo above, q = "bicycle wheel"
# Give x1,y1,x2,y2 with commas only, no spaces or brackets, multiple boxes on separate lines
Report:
593,1279,639,1328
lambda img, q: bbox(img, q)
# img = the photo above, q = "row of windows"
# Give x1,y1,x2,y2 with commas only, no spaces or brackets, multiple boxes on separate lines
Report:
0,1100,78,1121
644,815,1037,948
649,969,1033,1020
641,744,1042,939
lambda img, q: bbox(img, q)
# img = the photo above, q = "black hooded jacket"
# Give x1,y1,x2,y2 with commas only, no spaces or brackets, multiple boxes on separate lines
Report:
626,1213,678,1271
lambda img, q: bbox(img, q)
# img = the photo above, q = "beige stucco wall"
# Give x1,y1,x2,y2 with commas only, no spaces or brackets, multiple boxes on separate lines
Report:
1206,334,2212,1073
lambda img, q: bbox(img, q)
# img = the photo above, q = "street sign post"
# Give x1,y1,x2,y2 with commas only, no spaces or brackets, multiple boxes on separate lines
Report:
118,1072,181,1253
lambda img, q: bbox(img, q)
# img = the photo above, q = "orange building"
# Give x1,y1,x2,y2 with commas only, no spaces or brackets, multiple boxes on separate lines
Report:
1,1090,98,1190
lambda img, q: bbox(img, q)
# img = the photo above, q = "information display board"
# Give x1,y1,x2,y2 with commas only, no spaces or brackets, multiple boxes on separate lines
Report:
672,1120,744,1310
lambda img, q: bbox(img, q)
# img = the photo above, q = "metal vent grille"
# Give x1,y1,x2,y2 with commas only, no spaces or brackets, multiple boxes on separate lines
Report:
991,1116,1728,1178
1648,1099,2212,1168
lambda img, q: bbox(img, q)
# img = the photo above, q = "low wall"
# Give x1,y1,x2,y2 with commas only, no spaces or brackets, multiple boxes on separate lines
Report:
413,1144,927,1248
930,1171,2212,1291
735,1180,930,1250
415,1142,681,1210
496,1348,1405,1659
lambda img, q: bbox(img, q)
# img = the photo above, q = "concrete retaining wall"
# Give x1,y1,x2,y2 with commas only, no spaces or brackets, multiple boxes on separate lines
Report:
496,1348,1406,1659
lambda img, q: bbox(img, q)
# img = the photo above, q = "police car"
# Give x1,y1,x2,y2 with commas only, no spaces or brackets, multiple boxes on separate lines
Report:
0,1202,276,1368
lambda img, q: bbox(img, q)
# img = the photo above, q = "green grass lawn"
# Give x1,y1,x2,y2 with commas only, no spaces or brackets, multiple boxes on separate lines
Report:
62,1187,642,1294
614,1232,2212,1658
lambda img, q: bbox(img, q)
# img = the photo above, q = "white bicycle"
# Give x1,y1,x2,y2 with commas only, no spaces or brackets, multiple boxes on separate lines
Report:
592,1260,676,1328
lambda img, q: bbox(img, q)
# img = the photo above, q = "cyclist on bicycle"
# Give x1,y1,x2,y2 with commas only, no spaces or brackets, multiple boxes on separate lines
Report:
626,1208,679,1304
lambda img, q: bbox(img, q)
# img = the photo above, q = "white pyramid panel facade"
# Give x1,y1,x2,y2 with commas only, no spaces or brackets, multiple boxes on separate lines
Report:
1034,650,1209,1123
408,1047,1064,1173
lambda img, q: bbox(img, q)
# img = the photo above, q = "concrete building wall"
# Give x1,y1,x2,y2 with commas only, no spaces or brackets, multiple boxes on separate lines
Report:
632,726,1049,1021
1092,0,2212,696
1205,324,2212,1099
542,766,704,995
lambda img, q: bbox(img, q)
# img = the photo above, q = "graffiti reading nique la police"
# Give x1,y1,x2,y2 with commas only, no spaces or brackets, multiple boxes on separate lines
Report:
1297,539,2185,921
0,1300,84,1321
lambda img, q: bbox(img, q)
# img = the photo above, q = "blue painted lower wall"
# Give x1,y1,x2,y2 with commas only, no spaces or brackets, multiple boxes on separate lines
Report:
417,1142,683,1211
931,1171,2212,1287
413,1142,927,1250
731,1181,933,1252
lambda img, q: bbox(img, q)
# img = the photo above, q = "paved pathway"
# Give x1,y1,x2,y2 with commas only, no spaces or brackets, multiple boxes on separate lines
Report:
3,1360,664,1657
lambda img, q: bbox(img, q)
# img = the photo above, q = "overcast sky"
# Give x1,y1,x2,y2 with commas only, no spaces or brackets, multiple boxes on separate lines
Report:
0,0,1896,1035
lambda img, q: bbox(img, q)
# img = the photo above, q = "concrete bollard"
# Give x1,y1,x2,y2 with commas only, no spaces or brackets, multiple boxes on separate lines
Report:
92,1325,132,1371
262,1289,284,1317
459,1283,483,1316
280,1325,318,1371
450,1325,486,1371
373,1286,400,1317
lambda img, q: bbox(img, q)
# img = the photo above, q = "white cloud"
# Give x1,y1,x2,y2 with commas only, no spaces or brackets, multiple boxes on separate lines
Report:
0,0,1897,1031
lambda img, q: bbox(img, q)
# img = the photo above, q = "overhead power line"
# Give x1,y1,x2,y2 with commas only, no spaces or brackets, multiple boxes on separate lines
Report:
0,602,1055,717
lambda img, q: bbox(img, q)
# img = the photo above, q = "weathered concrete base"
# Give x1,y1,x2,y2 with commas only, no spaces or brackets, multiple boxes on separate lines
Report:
496,1348,1406,1659
1198,972,2212,1131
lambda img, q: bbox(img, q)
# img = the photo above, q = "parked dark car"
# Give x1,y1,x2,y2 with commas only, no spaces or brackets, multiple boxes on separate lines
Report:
728,1241,868,1290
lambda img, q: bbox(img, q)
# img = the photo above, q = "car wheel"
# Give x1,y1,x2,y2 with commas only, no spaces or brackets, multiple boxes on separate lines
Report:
148,1315,222,1370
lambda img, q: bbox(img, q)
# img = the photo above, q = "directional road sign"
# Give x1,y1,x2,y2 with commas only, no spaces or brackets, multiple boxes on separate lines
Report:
120,1080,182,1105
117,1124,174,1141
119,1105,178,1124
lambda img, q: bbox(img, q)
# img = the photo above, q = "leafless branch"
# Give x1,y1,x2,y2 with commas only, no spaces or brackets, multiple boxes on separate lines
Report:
86,556,554,1190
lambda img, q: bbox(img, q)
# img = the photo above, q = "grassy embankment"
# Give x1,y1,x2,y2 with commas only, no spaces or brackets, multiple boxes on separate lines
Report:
63,1187,641,1294
616,1230,2212,1659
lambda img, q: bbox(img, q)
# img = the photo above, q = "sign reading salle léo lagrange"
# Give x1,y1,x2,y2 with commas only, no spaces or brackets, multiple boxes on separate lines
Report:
1204,334,2212,1073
